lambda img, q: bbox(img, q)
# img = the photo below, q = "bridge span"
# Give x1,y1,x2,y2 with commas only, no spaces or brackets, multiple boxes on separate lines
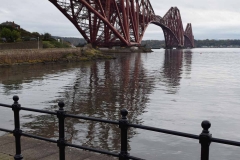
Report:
49,0,194,48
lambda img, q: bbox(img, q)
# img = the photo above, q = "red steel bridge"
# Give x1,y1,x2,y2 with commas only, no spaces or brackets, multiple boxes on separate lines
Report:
49,0,194,48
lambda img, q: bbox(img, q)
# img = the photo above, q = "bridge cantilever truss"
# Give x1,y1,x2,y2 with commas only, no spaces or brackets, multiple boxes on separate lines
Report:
184,23,194,48
49,0,195,48
49,0,155,47
152,7,184,49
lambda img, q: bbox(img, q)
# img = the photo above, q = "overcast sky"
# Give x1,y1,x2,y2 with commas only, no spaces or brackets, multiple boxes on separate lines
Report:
0,0,239,40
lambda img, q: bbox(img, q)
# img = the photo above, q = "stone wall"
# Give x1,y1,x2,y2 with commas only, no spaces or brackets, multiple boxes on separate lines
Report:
0,41,43,50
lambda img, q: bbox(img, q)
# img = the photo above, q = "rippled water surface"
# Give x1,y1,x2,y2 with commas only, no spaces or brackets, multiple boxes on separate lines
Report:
0,48,240,160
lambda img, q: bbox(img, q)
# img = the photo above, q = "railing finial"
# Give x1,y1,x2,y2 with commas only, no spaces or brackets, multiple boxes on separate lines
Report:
201,120,211,133
13,95,19,103
58,101,65,111
120,108,128,119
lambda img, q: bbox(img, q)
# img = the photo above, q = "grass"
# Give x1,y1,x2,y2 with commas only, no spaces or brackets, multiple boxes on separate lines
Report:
0,47,114,65
42,41,71,48
0,48,81,65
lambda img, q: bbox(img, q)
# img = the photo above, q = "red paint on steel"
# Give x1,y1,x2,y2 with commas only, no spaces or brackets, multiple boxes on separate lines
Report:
151,7,185,48
184,23,195,48
49,0,193,48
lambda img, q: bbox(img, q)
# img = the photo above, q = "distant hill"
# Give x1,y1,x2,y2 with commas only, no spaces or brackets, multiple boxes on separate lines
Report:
0,21,87,46
141,39,240,48
141,40,165,48
50,37,240,48
194,39,240,48
52,36,86,46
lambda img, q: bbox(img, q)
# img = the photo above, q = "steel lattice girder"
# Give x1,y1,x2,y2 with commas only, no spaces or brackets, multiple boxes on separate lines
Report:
184,23,194,48
151,7,184,48
49,0,155,47
49,1,193,48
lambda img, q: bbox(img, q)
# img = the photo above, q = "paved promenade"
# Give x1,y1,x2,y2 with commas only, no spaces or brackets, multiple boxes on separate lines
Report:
0,134,116,160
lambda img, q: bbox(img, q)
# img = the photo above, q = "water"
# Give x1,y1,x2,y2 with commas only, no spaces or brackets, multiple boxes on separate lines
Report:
0,48,240,159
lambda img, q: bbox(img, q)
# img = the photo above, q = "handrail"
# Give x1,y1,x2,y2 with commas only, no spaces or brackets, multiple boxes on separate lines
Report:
0,95,239,160
128,123,199,139
65,113,119,125
0,103,12,108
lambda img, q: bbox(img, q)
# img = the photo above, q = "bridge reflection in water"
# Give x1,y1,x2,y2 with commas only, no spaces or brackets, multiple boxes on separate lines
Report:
18,50,191,153
162,49,183,94
21,53,156,152
0,50,193,157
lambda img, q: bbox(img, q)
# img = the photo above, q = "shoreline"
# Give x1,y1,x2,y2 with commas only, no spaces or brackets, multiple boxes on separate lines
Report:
0,48,114,66
0,47,152,66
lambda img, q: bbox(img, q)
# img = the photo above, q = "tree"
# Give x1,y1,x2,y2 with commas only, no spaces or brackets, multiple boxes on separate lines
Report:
0,27,12,42
32,32,40,38
12,30,21,41
43,33,52,41
20,28,31,38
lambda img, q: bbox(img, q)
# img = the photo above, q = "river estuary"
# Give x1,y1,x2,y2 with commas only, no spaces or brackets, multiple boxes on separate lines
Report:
0,48,240,160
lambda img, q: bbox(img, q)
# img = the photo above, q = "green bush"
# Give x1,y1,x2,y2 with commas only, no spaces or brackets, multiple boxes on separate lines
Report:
0,27,21,42
42,41,71,48
42,41,55,48
0,28,12,42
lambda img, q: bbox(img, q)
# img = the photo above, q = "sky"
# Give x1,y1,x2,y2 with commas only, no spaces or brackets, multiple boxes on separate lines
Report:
0,0,240,40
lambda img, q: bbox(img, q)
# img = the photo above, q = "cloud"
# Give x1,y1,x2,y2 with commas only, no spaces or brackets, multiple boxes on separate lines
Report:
144,0,240,40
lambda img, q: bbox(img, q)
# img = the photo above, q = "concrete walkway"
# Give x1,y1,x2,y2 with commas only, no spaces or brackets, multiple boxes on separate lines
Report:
0,134,116,160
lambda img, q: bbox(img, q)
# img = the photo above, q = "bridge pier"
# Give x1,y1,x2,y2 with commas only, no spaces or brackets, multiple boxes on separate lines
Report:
164,45,185,49
164,47,173,49
177,45,185,49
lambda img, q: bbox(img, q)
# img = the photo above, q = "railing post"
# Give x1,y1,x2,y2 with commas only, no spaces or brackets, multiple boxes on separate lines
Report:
57,102,66,160
119,108,129,160
12,95,23,160
199,120,212,160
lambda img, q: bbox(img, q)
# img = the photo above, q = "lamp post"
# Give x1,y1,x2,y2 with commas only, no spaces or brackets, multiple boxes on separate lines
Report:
38,37,39,49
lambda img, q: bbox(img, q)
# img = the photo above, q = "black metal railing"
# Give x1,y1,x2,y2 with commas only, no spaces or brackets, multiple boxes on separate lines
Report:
0,95,240,160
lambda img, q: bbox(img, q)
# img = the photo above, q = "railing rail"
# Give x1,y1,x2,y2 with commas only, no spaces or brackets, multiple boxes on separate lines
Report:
0,95,239,160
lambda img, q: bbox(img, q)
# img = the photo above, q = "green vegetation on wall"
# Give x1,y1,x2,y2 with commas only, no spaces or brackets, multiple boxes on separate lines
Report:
42,41,71,48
